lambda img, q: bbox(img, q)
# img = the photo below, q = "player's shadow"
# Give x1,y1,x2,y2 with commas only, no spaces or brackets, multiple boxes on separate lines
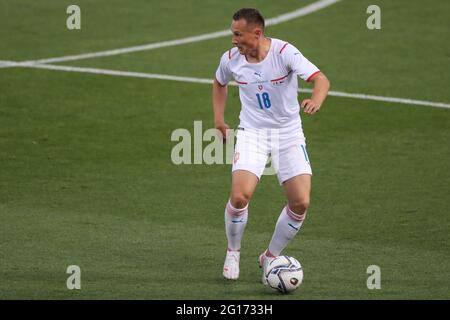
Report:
211,275,294,298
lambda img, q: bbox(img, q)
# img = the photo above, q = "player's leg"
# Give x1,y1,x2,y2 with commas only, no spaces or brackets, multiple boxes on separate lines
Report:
223,128,268,280
259,174,311,283
269,174,311,255
284,173,310,215
259,139,312,284
226,169,259,252
230,169,259,208
223,170,259,280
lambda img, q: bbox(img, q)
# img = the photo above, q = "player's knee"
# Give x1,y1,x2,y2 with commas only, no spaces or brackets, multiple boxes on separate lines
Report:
289,198,310,215
230,192,251,209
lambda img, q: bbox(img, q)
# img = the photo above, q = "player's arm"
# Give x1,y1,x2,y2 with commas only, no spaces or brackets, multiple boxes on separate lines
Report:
212,78,230,142
301,72,330,114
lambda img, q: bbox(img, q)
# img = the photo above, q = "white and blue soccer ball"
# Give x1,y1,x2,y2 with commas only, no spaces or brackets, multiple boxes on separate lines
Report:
265,255,303,294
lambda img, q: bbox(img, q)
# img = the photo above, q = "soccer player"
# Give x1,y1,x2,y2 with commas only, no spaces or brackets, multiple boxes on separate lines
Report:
213,8,330,282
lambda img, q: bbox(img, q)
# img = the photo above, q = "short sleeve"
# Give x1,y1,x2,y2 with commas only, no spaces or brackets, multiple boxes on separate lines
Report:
215,51,233,86
284,45,320,82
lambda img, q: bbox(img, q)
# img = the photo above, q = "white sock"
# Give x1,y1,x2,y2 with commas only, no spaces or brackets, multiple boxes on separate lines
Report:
225,200,248,251
268,206,306,256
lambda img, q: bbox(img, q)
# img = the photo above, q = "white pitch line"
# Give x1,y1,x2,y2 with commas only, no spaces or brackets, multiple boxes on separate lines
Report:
320,91,450,109
20,63,450,109
0,60,20,68
265,0,340,26
25,63,214,84
14,0,341,65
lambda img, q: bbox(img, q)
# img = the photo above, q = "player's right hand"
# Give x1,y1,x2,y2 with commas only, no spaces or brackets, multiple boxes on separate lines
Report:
215,122,230,143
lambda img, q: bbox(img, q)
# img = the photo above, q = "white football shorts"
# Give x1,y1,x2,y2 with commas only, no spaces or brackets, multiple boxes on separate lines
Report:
232,127,312,185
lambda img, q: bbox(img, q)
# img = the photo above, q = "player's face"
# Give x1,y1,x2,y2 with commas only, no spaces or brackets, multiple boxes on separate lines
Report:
231,19,261,55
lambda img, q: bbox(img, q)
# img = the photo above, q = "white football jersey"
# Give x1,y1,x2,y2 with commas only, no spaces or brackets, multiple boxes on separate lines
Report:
215,38,320,132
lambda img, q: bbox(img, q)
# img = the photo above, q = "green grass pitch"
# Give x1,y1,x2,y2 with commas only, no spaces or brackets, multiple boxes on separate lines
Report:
0,0,449,299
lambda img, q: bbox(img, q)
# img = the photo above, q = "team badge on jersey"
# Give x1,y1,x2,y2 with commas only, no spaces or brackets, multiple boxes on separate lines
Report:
258,85,264,91
233,152,240,164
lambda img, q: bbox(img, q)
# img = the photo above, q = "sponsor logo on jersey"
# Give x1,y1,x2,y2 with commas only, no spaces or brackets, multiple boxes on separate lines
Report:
271,80,285,86
250,80,268,85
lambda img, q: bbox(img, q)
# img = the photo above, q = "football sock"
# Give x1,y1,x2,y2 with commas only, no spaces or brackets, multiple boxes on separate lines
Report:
225,199,248,251
268,205,306,256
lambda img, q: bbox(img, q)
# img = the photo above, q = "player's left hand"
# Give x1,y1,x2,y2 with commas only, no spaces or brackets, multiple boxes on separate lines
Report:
301,99,321,114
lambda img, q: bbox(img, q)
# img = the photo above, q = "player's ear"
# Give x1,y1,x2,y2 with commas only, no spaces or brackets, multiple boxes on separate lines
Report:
254,27,263,39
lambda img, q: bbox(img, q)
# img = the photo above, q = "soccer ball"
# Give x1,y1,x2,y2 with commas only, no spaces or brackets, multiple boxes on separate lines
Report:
265,256,303,294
